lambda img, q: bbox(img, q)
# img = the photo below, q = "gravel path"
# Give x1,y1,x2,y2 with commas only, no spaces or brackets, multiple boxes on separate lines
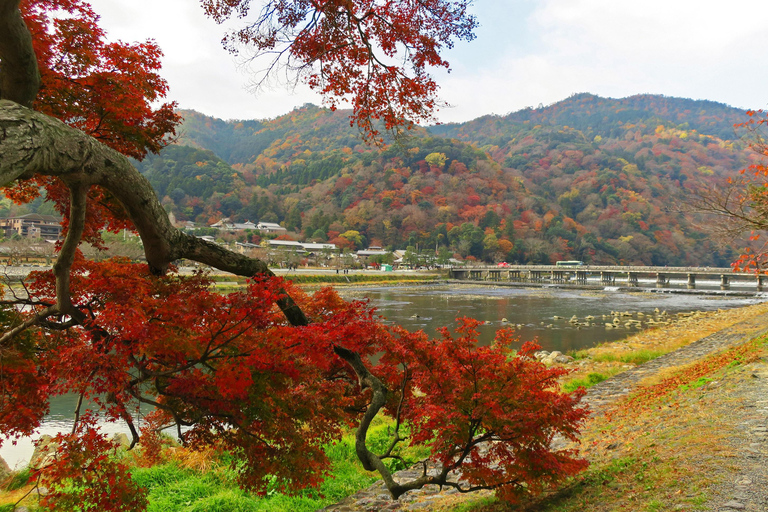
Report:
700,353,768,511
320,312,768,512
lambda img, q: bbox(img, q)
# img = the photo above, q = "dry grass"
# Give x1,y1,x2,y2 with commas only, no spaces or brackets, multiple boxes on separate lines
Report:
562,301,768,389
169,446,223,473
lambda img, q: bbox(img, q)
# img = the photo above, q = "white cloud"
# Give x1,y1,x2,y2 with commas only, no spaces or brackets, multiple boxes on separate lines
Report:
432,0,768,123
88,0,768,123
90,0,322,120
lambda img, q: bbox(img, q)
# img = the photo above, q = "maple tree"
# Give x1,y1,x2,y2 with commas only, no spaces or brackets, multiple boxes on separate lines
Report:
0,0,590,509
202,0,477,142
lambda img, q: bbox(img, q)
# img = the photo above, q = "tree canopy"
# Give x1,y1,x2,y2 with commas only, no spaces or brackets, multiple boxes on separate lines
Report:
0,0,590,509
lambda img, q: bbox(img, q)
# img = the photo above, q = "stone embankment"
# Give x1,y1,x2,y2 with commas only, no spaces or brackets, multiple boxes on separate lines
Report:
320,312,768,512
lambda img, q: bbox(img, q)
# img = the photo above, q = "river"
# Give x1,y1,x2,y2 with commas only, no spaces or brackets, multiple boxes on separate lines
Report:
341,285,767,353
2,285,765,468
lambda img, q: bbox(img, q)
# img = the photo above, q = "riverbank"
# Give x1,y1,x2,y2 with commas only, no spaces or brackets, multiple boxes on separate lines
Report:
322,301,768,511
3,297,767,511
210,270,445,291
437,303,768,511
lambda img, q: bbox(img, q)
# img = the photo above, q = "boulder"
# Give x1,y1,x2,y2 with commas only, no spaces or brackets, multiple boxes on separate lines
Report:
0,454,10,483
112,433,132,450
542,351,574,365
30,435,57,469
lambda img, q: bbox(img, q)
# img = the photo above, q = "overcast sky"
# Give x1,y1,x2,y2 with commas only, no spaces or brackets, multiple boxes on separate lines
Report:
90,0,768,124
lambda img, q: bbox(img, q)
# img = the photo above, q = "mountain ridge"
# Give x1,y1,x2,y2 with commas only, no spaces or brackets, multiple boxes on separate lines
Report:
130,93,755,267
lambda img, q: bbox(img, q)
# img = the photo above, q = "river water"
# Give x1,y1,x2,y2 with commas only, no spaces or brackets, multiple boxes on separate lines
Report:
3,285,765,468
340,285,767,353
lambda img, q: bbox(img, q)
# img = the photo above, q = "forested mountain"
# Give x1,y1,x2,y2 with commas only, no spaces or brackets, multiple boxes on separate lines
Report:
130,94,758,266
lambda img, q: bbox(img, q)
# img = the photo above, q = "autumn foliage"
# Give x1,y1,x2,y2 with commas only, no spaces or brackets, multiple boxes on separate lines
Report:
0,0,590,509
202,0,476,141
378,321,589,500
5,0,181,248
2,259,588,507
714,109,768,273
21,0,179,158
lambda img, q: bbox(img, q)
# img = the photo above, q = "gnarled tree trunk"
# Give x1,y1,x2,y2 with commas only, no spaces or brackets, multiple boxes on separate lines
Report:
0,100,308,325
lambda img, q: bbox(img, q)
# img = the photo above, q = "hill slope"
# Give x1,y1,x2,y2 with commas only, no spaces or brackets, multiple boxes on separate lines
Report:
131,94,756,266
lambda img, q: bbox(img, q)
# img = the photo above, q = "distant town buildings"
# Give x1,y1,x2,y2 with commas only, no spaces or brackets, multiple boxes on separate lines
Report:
256,222,287,234
0,214,62,241
264,240,337,252
209,218,258,231
208,218,288,235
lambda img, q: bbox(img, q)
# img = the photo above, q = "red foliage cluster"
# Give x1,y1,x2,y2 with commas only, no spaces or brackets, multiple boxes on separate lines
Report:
727,110,768,273
14,260,382,494
378,321,588,501
35,415,148,512
5,0,181,246
21,0,179,159
1,260,588,507
201,0,476,141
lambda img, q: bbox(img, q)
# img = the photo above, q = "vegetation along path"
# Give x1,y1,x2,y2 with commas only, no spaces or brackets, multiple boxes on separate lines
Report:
321,304,768,511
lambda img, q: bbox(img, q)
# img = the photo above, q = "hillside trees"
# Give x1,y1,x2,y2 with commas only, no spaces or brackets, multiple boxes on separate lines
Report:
0,0,591,509
162,100,744,266
691,111,768,271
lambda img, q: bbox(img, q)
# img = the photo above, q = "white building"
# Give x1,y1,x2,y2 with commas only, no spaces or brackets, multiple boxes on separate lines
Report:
256,222,287,234
210,218,259,231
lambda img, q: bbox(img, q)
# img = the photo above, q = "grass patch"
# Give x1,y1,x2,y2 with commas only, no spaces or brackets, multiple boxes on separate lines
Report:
128,419,433,512
618,349,667,365
588,349,668,365
127,433,385,512
3,468,32,492
678,376,713,392
2,417,429,512
562,372,608,393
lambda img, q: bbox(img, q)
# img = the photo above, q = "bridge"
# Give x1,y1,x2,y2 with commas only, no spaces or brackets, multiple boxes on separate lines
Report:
448,265,768,291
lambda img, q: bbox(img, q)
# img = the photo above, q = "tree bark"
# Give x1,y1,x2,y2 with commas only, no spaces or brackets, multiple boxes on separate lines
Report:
0,99,309,326
0,0,40,107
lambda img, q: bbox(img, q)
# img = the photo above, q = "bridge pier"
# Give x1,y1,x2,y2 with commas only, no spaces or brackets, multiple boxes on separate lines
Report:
600,271,615,284
687,273,696,289
720,274,730,290
627,272,638,287
528,270,543,282
656,273,667,288
576,271,588,283
550,270,568,283
758,275,765,292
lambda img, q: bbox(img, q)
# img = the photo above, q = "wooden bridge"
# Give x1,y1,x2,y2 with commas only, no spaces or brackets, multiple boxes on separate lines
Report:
448,265,768,291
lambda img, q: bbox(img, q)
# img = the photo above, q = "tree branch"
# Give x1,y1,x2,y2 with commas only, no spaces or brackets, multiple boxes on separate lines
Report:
0,100,309,326
53,182,88,316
